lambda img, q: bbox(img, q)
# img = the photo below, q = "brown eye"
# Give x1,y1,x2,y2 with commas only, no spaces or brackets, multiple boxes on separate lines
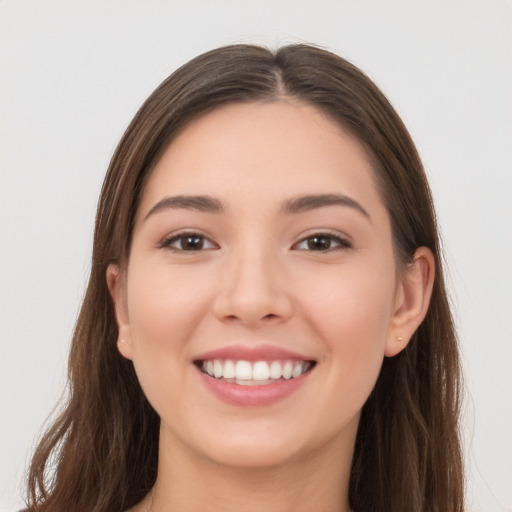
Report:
180,235,204,250
307,236,333,250
162,233,217,251
295,233,351,252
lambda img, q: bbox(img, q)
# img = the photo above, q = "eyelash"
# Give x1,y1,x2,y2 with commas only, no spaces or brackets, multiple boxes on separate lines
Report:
159,231,351,253
293,232,352,252
159,231,218,252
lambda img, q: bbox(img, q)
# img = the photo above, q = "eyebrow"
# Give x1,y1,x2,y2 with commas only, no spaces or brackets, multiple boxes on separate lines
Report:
282,193,371,220
144,195,224,220
144,192,370,221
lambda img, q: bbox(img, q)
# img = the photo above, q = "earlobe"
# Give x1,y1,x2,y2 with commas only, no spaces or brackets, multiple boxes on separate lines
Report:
106,264,133,360
116,338,132,359
385,247,435,357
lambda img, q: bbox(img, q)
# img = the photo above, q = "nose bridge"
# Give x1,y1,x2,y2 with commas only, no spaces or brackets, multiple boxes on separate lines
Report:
213,237,292,324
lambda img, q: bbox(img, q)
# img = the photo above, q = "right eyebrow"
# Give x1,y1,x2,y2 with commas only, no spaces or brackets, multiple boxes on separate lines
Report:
144,195,224,221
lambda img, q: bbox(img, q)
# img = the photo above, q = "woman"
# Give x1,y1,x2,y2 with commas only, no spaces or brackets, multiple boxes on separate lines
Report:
24,44,464,512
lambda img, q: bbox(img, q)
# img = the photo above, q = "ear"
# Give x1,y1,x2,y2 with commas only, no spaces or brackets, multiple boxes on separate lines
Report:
106,263,133,360
385,247,435,357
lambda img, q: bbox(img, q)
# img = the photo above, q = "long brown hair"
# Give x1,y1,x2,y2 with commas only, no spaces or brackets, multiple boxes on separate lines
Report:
25,44,464,512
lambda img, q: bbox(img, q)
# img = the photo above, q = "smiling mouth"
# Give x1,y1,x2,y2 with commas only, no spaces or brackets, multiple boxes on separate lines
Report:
195,359,316,386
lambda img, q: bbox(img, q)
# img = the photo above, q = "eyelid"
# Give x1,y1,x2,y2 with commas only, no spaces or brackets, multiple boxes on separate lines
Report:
158,229,350,252
292,230,352,251
159,229,219,251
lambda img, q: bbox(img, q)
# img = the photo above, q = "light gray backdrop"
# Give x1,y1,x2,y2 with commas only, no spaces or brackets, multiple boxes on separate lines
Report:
1,1,511,511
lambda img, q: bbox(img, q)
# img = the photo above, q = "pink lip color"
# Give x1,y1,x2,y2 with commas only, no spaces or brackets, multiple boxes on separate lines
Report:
196,367,311,407
193,344,315,406
194,344,312,362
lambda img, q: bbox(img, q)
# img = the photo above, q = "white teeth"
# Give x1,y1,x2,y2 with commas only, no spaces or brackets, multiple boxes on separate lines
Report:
292,362,303,378
213,360,223,378
282,361,293,379
201,358,313,382
269,360,282,379
223,359,236,379
253,361,270,380
235,360,253,380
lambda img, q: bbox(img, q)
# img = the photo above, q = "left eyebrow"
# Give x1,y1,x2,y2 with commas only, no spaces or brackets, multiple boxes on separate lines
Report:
282,193,371,221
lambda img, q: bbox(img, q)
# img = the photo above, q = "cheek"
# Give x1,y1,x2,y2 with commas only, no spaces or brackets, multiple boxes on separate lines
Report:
302,262,395,338
124,262,216,403
298,264,396,388
126,262,212,347
123,262,216,417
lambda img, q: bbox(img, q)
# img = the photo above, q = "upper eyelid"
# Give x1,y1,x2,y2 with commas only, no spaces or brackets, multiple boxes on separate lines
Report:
294,229,351,243
292,231,352,250
158,229,351,247
159,230,217,248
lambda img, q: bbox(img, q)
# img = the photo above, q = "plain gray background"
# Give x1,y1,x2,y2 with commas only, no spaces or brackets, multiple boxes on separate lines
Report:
1,1,511,511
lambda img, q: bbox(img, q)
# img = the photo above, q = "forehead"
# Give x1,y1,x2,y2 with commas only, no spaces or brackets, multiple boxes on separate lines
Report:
138,101,383,217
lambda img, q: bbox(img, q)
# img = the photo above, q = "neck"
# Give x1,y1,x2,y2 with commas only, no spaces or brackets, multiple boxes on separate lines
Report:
139,425,355,512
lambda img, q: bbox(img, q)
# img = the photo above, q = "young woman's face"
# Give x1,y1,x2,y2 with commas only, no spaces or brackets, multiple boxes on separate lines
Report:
113,101,408,469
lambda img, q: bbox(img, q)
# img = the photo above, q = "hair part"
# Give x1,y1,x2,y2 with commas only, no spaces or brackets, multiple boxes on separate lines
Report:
25,44,464,512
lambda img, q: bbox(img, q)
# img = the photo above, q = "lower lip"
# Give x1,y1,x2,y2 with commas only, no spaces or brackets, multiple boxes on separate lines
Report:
196,367,312,406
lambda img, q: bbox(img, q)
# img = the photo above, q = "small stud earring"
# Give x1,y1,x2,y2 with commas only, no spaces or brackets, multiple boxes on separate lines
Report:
118,339,125,344
397,336,403,342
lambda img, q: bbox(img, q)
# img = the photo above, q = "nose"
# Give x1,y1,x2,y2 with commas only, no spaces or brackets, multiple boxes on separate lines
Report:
212,246,293,326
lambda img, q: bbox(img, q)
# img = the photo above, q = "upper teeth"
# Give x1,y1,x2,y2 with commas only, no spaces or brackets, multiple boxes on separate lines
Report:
201,359,311,383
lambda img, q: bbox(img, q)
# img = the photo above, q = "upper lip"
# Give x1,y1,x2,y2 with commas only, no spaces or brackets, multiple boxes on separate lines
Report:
194,344,315,362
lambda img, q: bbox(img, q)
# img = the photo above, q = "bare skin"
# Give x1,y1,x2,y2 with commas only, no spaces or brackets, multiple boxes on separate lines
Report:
109,100,435,512
133,425,354,512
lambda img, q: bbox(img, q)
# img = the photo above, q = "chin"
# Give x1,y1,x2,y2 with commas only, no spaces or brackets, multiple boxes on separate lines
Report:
204,439,307,470
185,418,342,471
